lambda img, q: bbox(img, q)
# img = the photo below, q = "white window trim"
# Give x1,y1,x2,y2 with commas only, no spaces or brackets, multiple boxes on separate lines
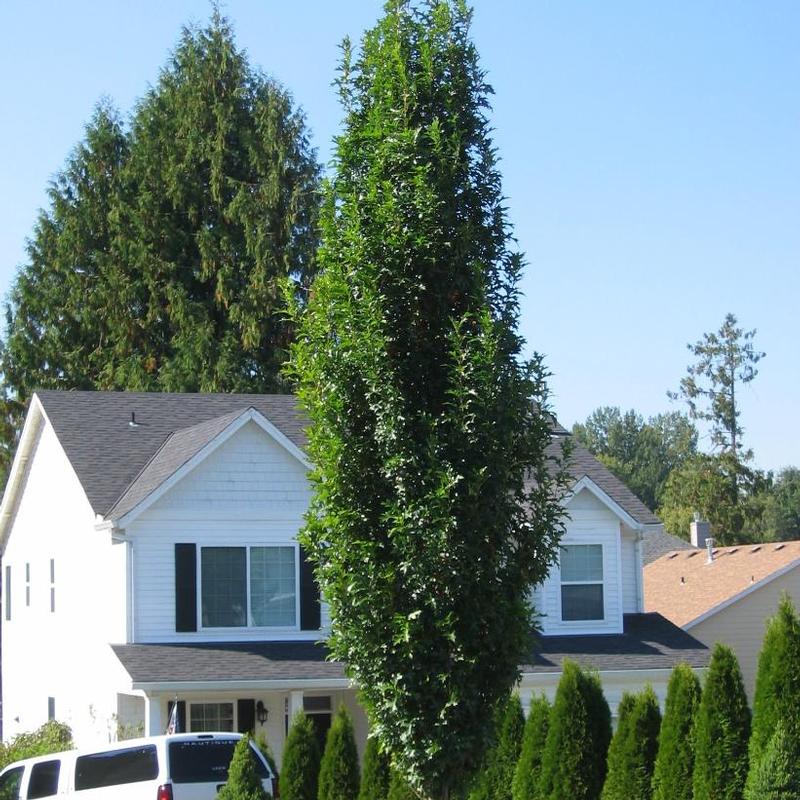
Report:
197,542,300,632
558,543,606,624
187,700,236,733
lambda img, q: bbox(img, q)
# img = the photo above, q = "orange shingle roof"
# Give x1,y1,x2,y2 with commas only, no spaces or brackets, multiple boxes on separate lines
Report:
644,541,800,628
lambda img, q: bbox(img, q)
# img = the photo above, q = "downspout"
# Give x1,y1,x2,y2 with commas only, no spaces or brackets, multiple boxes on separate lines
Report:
634,529,644,612
127,539,135,643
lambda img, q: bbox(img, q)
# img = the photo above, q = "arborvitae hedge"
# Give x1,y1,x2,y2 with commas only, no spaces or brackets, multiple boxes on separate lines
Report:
319,706,360,800
281,713,322,800
491,695,525,800
359,736,391,800
217,734,268,800
600,694,635,800
387,771,417,800
601,687,660,800
538,661,611,800
693,643,751,800
744,722,800,800
511,695,550,800
651,663,701,800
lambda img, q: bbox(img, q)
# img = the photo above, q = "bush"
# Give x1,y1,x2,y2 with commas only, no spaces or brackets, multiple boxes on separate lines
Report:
470,694,525,800
255,731,278,776
281,713,322,800
359,736,391,800
0,720,73,768
601,687,660,800
651,663,701,800
538,661,611,800
693,643,751,800
744,722,800,800
387,771,417,800
217,734,268,800
511,694,550,800
319,706,360,800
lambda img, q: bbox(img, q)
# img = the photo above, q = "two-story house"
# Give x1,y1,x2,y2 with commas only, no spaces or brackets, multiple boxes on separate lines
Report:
0,391,708,763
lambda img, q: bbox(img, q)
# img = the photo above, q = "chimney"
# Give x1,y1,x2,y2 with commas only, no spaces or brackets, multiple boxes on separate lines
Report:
690,514,711,549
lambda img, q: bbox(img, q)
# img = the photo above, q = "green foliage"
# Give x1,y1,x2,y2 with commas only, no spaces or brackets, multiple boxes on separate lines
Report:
511,695,550,800
0,720,73,768
281,713,322,800
760,468,800,541
651,664,701,800
387,772,418,800
747,596,800,776
359,736,391,800
288,2,567,797
572,407,697,510
744,722,800,800
469,695,525,800
255,731,279,776
538,661,611,800
601,687,660,800
319,706,360,800
692,643,751,800
217,734,268,800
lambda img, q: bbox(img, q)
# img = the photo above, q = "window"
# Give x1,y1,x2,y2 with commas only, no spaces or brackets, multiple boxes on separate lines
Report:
0,766,23,800
200,546,296,628
27,759,61,799
168,739,268,784
189,702,234,733
560,544,604,621
4,565,10,621
74,745,158,790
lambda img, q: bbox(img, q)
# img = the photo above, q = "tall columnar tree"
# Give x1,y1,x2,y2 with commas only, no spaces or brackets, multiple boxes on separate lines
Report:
470,695,525,800
217,734,268,800
651,663,701,800
511,695,550,800
601,688,660,800
281,713,322,800
744,722,800,800
289,2,567,797
319,706,361,800
599,694,635,800
537,661,611,800
693,644,751,800
359,736,391,800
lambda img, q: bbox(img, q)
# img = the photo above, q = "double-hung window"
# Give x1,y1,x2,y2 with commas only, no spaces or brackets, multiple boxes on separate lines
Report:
201,546,297,629
560,544,604,621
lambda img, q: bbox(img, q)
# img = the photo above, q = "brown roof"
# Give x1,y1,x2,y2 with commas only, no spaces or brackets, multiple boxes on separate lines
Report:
644,541,800,628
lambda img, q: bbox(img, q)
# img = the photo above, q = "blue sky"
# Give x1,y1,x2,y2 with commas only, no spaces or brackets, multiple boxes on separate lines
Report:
1,1,797,471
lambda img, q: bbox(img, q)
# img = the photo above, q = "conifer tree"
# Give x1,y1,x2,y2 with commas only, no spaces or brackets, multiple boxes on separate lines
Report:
693,644,751,800
387,772,418,800
281,713,322,800
470,695,525,800
511,695,550,800
319,706,361,800
537,661,611,800
744,722,800,800
651,663,701,800
359,736,391,800
217,734,268,800
289,2,567,797
601,688,660,800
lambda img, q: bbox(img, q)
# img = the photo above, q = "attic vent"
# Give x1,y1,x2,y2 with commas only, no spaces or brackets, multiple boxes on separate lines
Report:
129,412,141,428
687,551,699,558
775,543,786,551
668,552,679,559
751,546,761,553
728,548,739,555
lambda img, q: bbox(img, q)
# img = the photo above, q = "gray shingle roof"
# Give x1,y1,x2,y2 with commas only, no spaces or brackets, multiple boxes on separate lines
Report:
112,613,707,684
642,529,696,565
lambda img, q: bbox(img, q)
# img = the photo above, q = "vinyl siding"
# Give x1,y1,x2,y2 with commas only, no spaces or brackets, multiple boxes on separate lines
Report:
620,527,640,613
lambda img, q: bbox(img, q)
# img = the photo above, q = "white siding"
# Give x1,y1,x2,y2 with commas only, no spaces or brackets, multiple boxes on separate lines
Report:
620,527,640,613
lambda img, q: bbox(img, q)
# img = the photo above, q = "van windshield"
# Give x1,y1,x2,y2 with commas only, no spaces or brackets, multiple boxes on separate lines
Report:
168,740,268,784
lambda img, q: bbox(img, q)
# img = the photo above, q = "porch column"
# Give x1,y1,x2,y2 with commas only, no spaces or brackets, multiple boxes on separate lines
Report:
144,695,162,736
288,690,304,722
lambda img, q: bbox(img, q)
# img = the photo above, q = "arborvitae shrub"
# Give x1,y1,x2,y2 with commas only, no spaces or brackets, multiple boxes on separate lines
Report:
651,663,701,800
538,661,611,800
319,706,360,800
600,693,635,800
489,694,525,800
217,734,268,800
255,731,278,776
387,771,417,800
693,643,751,800
744,722,800,800
281,713,322,800
601,687,660,800
511,695,550,800
359,736,391,800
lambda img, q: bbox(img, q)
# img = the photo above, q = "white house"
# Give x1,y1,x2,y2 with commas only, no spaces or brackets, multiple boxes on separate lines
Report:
0,391,709,763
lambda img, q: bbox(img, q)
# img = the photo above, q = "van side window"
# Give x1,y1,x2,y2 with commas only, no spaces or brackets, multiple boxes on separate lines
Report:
0,766,23,800
168,740,268,784
74,745,158,790
27,760,60,799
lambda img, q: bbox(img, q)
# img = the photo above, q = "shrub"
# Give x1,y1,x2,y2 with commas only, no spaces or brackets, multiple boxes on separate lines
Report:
359,736,391,800
693,643,751,800
470,694,525,800
601,687,660,800
744,722,800,800
387,771,417,800
0,720,73,768
511,694,550,800
281,713,321,800
217,734,268,800
255,731,278,776
538,661,611,800
319,706,360,800
651,663,701,800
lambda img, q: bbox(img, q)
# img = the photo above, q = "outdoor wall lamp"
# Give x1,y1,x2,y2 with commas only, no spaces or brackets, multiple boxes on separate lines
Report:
256,700,269,725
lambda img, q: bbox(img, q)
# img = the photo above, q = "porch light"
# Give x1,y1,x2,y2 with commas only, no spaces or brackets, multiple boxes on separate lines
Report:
256,700,269,725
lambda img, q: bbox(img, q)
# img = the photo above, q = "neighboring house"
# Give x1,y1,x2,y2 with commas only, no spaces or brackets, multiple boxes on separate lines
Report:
645,521,800,700
1,391,708,762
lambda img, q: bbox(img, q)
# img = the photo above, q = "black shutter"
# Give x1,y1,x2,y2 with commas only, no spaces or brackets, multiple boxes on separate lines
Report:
237,699,255,734
175,544,197,632
167,700,187,733
299,546,321,631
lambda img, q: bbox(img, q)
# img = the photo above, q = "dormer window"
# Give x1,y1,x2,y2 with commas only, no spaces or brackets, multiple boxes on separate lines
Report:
560,544,604,621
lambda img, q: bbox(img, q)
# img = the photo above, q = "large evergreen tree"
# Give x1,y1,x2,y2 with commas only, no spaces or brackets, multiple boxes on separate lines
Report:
359,736,391,800
651,664,701,800
469,695,525,800
693,644,751,800
511,695,550,800
318,706,361,800
744,722,800,800
289,2,567,797
281,713,322,800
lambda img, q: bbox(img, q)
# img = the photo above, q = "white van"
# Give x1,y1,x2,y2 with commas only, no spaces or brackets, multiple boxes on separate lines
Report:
0,732,276,800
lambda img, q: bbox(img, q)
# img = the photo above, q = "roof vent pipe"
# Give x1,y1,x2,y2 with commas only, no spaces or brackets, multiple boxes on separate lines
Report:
129,412,141,428
706,537,715,564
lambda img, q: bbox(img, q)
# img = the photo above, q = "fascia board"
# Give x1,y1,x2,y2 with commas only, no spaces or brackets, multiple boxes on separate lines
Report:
566,476,642,531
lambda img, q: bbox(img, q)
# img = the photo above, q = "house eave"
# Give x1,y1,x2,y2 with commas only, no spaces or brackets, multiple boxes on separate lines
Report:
130,678,353,693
